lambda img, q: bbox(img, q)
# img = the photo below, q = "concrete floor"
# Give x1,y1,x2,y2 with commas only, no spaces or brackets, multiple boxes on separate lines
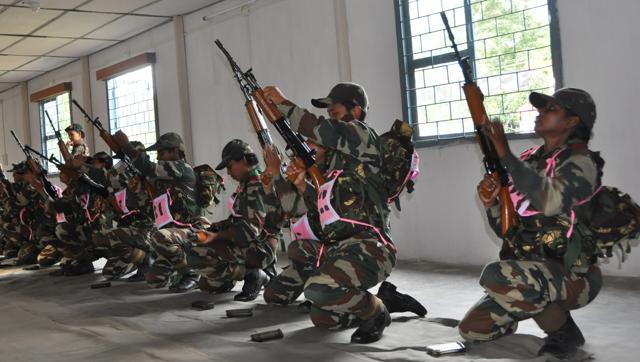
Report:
0,259,638,362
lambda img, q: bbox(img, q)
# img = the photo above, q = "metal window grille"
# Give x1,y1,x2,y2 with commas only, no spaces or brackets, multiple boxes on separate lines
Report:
396,0,562,143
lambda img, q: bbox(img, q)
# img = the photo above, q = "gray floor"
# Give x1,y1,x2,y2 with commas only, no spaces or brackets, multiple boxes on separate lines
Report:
0,259,638,362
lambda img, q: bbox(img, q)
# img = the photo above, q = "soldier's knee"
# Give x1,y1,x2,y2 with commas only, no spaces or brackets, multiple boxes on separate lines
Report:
479,261,506,288
286,240,307,263
303,276,337,307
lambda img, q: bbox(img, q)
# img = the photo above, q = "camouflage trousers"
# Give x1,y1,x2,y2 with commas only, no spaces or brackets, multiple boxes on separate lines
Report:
191,238,276,291
52,222,110,264
1,221,28,256
459,260,602,341
146,226,200,288
18,222,60,266
101,225,152,279
265,233,396,329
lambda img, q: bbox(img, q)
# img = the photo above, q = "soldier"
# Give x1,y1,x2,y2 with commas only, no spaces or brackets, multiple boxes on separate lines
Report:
458,88,603,359
111,131,209,293
260,83,424,344
49,153,114,276
64,123,90,159
101,141,155,281
194,139,280,301
1,162,31,259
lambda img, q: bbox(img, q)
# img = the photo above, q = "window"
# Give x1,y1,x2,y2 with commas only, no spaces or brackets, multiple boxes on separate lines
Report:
396,0,561,142
106,64,158,157
40,92,72,172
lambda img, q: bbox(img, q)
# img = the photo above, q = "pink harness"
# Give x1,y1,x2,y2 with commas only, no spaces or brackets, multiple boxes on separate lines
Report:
509,146,602,238
152,189,192,229
114,189,139,219
79,193,100,223
315,170,395,267
387,150,421,204
53,185,67,224
19,208,33,240
290,214,320,242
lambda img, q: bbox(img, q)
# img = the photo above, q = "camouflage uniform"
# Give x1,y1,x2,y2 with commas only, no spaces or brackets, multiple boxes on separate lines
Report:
459,140,604,341
264,98,396,329
121,133,209,288
191,167,279,291
50,166,114,268
101,160,155,279
65,123,90,159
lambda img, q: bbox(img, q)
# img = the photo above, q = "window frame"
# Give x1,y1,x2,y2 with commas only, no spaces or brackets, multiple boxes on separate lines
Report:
38,91,72,174
103,63,160,155
394,0,563,148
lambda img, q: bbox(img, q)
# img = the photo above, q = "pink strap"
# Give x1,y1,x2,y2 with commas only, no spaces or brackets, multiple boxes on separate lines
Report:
387,150,421,204
316,243,325,268
566,185,603,238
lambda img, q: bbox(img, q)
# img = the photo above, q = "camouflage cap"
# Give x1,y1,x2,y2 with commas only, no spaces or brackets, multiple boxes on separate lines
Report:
215,139,254,170
8,161,29,174
311,82,369,109
529,88,596,130
86,151,113,169
65,123,84,133
146,132,185,152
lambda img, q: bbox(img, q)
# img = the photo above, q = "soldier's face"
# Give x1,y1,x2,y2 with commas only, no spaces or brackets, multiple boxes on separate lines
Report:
226,159,248,182
91,160,105,169
67,131,82,143
327,103,362,122
534,103,574,137
157,148,179,161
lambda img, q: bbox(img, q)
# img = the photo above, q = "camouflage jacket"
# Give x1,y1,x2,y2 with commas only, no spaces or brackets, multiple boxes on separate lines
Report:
71,142,90,159
50,167,114,229
131,152,205,227
487,140,603,271
13,181,49,226
107,161,154,228
275,102,391,243
210,169,281,248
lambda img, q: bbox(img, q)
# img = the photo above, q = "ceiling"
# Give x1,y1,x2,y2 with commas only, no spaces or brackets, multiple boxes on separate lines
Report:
0,0,224,93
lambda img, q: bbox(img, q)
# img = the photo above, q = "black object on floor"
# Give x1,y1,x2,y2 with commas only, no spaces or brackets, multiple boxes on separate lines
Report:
251,329,283,342
22,265,40,271
90,281,111,289
226,308,254,318
192,300,215,310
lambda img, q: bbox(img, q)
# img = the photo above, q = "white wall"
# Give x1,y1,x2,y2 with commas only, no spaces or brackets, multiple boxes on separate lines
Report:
0,0,638,276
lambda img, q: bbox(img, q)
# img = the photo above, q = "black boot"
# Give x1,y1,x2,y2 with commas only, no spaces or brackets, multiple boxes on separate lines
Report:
350,304,391,344
377,281,427,317
127,253,154,282
264,263,278,279
234,268,270,302
63,260,95,276
169,271,200,293
538,315,585,359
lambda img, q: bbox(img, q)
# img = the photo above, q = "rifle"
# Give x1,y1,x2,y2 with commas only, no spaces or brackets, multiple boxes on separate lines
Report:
215,39,325,191
72,99,157,198
10,130,59,199
24,145,106,196
45,110,72,162
440,12,518,243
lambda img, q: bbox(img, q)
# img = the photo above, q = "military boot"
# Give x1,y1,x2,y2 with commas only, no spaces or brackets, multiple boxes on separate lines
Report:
538,314,585,359
350,304,391,344
234,268,270,302
376,281,427,317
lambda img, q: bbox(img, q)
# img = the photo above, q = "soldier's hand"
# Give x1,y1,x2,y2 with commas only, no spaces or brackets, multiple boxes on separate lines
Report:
263,144,282,176
194,230,217,245
477,174,500,208
286,161,307,193
69,157,84,170
112,130,130,149
263,86,287,105
481,116,510,158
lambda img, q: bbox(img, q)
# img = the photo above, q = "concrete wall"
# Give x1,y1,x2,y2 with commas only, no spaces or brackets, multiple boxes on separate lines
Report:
1,0,638,276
